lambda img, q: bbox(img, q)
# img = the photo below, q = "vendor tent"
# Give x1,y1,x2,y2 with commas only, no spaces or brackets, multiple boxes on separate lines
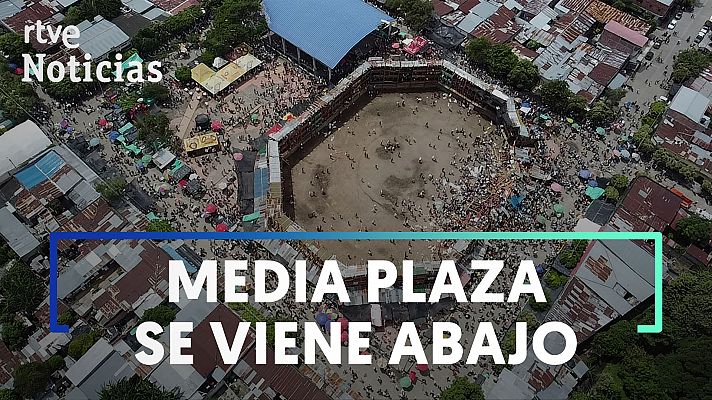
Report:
183,132,219,153
152,148,176,170
118,122,134,134
242,211,261,222
586,186,605,200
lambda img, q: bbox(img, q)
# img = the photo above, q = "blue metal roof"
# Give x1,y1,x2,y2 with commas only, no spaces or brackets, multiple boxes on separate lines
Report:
16,151,65,189
263,0,392,69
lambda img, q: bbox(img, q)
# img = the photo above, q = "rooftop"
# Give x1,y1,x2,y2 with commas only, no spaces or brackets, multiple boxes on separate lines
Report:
0,206,40,257
69,16,130,59
609,176,684,232
603,20,647,48
0,121,52,183
263,0,392,69
669,86,711,124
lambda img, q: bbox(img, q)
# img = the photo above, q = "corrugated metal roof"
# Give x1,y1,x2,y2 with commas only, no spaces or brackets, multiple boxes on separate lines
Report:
0,121,52,183
263,0,392,69
70,16,129,59
603,20,647,48
0,207,39,257
122,0,152,13
457,11,484,33
670,86,710,123
0,1,21,20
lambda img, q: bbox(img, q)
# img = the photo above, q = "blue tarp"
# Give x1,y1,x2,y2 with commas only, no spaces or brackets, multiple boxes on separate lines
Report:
509,195,525,209
263,0,392,69
15,151,65,189
253,167,269,199
108,131,120,142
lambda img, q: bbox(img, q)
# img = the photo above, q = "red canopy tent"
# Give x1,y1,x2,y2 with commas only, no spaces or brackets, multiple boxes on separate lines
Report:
409,371,417,382
216,223,228,232
404,36,428,55
266,123,283,137
205,204,218,214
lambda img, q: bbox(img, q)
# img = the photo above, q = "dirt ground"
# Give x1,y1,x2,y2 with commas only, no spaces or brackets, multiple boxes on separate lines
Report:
289,92,503,262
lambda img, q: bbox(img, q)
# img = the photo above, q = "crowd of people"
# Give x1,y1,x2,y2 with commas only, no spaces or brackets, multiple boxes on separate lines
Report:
39,30,650,400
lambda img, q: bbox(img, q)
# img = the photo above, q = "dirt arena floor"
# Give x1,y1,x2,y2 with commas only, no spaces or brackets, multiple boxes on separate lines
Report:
289,92,505,262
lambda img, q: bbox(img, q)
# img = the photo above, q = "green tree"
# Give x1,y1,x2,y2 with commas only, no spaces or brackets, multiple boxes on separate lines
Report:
132,6,204,55
663,271,712,337
632,124,656,154
203,0,267,56
588,100,616,126
601,88,626,106
591,320,637,360
519,311,540,330
0,239,15,266
12,362,50,399
43,78,92,101
63,0,122,25
508,60,540,91
648,100,667,119
656,336,712,398
68,332,99,359
671,49,712,84
1,318,28,350
58,310,76,326
619,346,666,400
147,219,174,232
702,180,712,198
385,0,433,32
464,37,492,68
544,270,568,289
198,50,216,66
539,80,573,112
175,66,192,84
0,389,17,400
529,288,551,312
0,71,41,122
604,186,620,202
118,91,141,111
99,376,182,400
0,33,34,64
484,43,518,80
137,113,173,145
589,369,627,400
0,261,44,316
140,305,177,327
676,216,711,244
141,83,171,104
95,177,127,201
440,377,485,400
568,95,588,119
46,355,65,372
610,175,629,191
